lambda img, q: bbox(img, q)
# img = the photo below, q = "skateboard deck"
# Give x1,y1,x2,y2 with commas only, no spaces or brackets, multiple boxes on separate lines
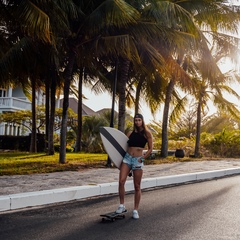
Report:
100,210,128,222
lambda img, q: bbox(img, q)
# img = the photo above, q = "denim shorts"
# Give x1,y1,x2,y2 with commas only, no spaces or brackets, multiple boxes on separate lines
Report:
122,152,143,170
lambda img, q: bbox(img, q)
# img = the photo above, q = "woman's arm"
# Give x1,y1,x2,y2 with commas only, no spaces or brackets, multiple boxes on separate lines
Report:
126,131,132,138
141,131,153,160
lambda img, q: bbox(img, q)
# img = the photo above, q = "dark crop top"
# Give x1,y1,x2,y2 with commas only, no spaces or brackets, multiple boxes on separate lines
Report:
127,130,148,148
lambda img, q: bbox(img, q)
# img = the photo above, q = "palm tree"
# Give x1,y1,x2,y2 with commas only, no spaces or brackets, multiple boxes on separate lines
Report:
157,0,240,157
0,38,50,152
83,1,186,133
111,1,201,156
191,71,240,157
2,0,239,161
75,68,83,152
0,1,67,153
58,0,144,162
177,0,240,157
126,40,168,117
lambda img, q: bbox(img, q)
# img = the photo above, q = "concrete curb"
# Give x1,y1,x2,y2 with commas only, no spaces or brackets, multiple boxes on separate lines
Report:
1,167,240,213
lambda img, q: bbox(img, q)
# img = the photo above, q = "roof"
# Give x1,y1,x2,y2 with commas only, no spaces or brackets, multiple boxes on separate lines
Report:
59,98,98,116
96,108,118,116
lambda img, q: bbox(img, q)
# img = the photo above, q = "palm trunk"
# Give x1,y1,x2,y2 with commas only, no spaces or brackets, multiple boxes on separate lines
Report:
59,50,75,163
194,98,202,157
75,68,83,152
110,59,118,128
161,79,175,157
30,76,37,152
48,72,56,155
118,57,130,132
45,80,50,153
135,76,144,114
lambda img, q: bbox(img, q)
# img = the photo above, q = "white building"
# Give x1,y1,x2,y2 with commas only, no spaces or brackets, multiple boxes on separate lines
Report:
0,86,44,136
0,87,99,136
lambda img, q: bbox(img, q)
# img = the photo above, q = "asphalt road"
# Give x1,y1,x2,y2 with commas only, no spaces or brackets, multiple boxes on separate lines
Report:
1,175,240,240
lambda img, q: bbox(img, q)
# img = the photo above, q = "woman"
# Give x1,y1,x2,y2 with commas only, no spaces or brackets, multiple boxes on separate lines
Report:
115,113,153,219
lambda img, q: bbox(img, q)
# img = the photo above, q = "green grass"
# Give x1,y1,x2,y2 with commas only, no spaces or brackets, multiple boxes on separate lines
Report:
0,152,223,176
0,152,108,176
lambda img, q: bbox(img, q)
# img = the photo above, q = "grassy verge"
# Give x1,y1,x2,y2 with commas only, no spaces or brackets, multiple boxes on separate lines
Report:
0,152,108,176
0,152,222,176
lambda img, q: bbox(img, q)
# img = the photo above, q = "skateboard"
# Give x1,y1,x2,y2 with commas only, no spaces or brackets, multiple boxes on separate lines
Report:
100,210,127,222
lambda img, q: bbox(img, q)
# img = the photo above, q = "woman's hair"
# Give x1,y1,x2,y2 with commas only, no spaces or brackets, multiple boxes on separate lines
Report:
134,113,148,133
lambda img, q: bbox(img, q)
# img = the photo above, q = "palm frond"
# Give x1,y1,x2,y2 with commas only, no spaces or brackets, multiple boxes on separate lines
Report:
143,1,201,37
216,84,240,101
95,34,140,62
207,31,240,64
82,0,140,36
191,1,240,33
0,37,35,83
137,40,166,73
164,54,193,88
213,94,240,120
14,0,51,43
169,94,189,124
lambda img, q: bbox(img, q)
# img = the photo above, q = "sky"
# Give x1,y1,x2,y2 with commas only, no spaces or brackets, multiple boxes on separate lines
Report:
82,85,160,124
82,59,239,124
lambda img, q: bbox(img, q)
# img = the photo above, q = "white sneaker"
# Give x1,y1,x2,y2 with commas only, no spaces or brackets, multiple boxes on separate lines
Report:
132,210,139,219
115,204,126,214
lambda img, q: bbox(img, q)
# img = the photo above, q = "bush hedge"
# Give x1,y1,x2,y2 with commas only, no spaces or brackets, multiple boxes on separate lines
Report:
0,134,45,152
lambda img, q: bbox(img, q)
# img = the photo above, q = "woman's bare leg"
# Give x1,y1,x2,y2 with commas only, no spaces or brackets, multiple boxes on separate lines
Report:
118,163,130,204
133,169,143,210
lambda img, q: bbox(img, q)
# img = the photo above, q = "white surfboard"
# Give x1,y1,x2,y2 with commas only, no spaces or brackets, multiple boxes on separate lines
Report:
100,127,128,169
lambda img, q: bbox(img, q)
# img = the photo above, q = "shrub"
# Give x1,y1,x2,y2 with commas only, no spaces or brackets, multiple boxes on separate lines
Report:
201,130,240,157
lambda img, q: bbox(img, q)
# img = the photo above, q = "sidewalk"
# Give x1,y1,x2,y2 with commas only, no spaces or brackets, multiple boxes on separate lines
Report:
1,159,240,212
